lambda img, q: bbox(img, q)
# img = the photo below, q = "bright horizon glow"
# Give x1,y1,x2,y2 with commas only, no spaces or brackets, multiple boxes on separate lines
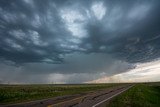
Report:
87,59,160,83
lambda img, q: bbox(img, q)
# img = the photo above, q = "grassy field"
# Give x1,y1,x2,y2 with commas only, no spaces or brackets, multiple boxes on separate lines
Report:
0,83,121,104
107,83,160,107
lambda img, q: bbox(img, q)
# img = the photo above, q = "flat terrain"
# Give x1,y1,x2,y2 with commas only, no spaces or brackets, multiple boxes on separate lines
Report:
1,82,159,107
107,83,160,107
47,84,133,107
0,83,124,105
0,83,132,107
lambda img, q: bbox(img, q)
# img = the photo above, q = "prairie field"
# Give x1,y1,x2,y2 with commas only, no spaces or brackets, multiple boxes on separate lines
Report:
0,83,121,104
107,83,160,107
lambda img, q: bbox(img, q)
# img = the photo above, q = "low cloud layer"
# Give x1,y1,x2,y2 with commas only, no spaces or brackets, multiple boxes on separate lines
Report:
0,53,133,83
0,0,160,83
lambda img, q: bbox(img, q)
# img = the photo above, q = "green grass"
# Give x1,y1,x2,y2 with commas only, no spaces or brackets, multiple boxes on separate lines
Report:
107,84,160,107
0,83,120,104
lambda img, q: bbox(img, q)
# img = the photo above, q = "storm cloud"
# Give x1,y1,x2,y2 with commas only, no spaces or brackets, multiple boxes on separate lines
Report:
0,0,160,83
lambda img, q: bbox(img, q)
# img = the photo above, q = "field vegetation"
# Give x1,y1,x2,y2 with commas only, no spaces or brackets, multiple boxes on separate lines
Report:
107,83,160,107
0,83,120,104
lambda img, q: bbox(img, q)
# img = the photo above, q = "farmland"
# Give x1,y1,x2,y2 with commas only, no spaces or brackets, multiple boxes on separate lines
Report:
107,83,160,107
0,83,122,104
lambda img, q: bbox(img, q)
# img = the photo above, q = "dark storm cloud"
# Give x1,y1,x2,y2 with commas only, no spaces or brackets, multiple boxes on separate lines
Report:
0,0,160,64
82,0,160,63
0,0,75,64
0,0,160,83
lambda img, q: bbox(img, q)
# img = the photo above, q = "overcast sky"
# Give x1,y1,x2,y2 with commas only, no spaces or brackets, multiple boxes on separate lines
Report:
0,0,160,84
